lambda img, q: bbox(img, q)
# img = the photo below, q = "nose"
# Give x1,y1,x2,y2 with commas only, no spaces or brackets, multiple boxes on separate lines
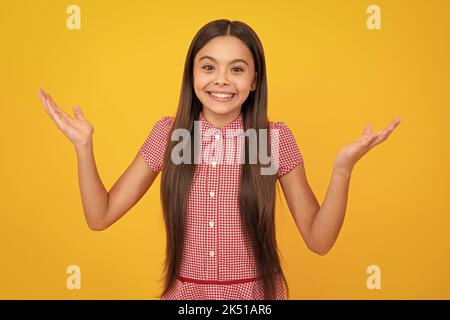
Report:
214,68,230,86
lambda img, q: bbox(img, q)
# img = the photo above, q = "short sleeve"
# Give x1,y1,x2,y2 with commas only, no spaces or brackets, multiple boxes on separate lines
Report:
272,121,304,179
139,116,174,173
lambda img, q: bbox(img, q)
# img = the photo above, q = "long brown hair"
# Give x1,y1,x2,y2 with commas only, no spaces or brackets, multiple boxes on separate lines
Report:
158,19,289,300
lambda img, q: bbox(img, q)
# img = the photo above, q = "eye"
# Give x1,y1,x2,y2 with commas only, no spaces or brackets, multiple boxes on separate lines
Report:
201,65,244,73
232,67,244,72
202,65,214,71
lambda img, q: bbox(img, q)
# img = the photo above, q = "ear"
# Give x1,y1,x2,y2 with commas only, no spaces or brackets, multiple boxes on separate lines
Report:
251,72,258,91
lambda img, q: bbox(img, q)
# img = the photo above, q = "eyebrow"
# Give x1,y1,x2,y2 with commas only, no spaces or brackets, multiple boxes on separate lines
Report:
199,55,249,66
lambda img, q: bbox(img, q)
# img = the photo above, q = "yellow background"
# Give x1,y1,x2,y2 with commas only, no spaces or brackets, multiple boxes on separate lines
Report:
1,0,449,299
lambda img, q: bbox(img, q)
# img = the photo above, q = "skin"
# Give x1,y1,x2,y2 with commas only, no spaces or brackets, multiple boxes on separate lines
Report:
193,36,257,128
38,89,158,230
38,35,402,257
279,119,402,255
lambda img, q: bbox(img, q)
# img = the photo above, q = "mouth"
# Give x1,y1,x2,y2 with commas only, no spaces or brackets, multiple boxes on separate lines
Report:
207,91,236,103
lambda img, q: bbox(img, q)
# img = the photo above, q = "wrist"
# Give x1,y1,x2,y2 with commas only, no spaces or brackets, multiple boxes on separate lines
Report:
333,163,353,178
74,139,93,152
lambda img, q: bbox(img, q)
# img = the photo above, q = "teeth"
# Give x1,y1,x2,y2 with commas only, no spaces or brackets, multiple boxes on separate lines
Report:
210,92,234,99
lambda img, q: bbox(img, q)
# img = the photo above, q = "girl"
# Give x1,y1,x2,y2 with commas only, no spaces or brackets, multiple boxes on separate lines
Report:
38,19,402,300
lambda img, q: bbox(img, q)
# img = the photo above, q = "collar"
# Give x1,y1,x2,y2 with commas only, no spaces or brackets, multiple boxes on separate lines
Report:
198,110,244,133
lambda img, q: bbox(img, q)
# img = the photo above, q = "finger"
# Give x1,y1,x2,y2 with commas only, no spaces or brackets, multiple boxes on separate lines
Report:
42,90,56,112
376,117,402,142
46,93,61,113
362,123,373,136
72,105,86,120
47,103,66,129
357,123,374,142
365,117,402,147
383,117,402,133
361,132,379,147
367,130,389,148
41,90,60,121
357,117,402,150
59,109,76,124
40,89,55,116
44,92,62,115
389,117,402,131
42,91,67,128
38,89,51,114
47,93,76,123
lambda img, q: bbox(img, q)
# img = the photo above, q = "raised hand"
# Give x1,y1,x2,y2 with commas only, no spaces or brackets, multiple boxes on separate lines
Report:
38,88,94,148
334,117,402,174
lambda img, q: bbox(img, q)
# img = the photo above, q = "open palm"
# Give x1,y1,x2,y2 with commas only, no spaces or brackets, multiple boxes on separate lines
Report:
38,88,94,147
334,117,402,172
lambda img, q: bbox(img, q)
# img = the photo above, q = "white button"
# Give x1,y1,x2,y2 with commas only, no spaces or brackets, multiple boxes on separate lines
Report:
211,160,217,167
209,191,215,197
209,250,215,257
215,134,220,140
209,220,215,228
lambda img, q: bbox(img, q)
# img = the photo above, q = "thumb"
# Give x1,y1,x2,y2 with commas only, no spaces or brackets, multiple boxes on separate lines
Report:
72,105,85,120
362,123,373,136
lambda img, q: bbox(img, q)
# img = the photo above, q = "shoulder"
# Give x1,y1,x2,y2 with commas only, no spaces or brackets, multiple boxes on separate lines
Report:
141,115,175,144
269,120,304,178
140,116,174,172
154,115,175,129
269,120,296,137
149,115,175,136
268,120,301,152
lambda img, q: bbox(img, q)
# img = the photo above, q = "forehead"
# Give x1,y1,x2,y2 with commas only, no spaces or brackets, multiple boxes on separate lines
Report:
195,36,254,65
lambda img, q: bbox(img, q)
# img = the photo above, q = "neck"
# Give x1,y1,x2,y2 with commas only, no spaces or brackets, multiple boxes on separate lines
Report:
202,108,241,129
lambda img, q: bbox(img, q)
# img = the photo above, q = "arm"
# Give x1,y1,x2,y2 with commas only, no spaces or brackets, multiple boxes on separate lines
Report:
39,88,159,231
76,142,159,231
279,163,350,256
279,117,402,255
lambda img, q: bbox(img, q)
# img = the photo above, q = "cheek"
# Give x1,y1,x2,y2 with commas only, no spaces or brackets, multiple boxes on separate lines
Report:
192,77,209,102
193,72,208,90
235,78,253,92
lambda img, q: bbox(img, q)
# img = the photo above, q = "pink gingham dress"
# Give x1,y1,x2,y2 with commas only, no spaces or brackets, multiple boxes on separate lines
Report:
139,110,304,300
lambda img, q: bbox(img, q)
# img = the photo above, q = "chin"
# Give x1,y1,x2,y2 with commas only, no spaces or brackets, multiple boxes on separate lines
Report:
203,104,240,116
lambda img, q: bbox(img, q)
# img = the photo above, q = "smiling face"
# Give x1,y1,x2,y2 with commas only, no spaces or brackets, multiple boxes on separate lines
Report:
193,35,257,122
